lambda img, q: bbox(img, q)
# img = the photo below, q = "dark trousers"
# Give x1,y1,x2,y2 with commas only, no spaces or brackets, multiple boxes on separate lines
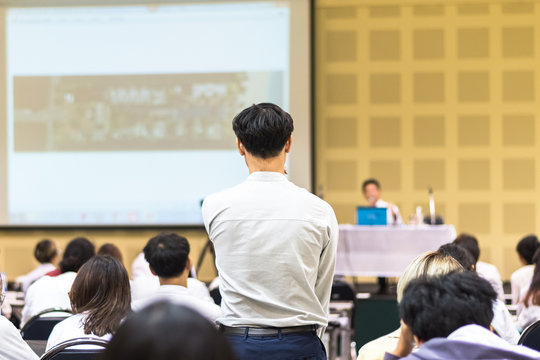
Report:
225,330,327,360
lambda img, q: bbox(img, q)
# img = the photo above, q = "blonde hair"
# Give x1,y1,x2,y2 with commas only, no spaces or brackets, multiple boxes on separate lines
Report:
396,251,463,302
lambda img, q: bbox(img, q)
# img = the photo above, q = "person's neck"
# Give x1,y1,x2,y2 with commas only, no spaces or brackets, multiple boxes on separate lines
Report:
245,152,286,174
159,275,187,288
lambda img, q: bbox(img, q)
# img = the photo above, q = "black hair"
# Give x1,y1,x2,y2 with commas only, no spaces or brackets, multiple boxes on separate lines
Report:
59,237,95,273
143,232,190,278
517,234,540,265
438,243,475,271
362,178,380,192
232,103,293,159
100,301,238,360
453,233,480,263
400,271,496,342
34,239,58,263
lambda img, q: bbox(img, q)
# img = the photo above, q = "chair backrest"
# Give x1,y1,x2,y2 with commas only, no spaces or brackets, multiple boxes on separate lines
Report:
40,338,109,360
21,308,72,340
519,319,540,351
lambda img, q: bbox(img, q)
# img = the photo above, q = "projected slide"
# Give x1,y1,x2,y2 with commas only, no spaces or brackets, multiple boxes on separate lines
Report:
2,1,303,226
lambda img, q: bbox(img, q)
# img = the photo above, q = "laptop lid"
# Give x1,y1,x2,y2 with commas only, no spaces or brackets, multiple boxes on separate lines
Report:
356,206,387,225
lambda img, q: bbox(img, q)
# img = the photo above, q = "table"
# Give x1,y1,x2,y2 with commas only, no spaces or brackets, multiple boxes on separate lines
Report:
335,224,456,277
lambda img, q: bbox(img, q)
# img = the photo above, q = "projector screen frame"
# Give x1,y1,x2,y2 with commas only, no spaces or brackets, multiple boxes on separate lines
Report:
0,0,314,229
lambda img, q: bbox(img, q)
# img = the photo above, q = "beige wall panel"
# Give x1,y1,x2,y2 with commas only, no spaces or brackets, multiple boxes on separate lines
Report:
370,30,400,61
327,160,358,191
370,73,401,104
327,31,357,62
369,5,400,18
326,117,358,148
370,117,401,147
458,159,490,190
413,4,445,16
457,4,490,15
333,203,357,224
503,203,535,234
370,160,401,190
503,115,535,146
326,74,357,105
458,28,489,58
458,203,491,234
413,29,444,59
458,72,490,102
414,116,445,146
502,71,535,102
414,160,445,191
503,159,535,190
326,7,357,19
502,27,534,58
501,2,535,14
414,73,445,103
458,115,490,146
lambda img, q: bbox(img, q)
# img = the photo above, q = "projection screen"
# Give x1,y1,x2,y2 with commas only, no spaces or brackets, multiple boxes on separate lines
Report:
0,0,312,226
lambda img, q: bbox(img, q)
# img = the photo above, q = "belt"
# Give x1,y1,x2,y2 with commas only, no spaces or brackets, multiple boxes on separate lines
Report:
220,325,317,337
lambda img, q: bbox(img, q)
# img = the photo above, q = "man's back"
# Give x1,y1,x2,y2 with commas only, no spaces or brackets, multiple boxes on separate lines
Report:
202,171,338,331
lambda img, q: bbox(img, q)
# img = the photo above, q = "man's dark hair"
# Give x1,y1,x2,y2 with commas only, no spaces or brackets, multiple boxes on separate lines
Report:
400,271,496,342
144,232,190,278
34,239,58,264
59,237,95,273
438,243,475,271
362,178,380,192
232,103,293,159
453,233,480,263
101,302,237,360
517,235,540,265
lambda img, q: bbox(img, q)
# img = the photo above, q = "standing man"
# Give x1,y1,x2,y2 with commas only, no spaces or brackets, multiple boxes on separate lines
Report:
202,103,338,360
362,178,402,225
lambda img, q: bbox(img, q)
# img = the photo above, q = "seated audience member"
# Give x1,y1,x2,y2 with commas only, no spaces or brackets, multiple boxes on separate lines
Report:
101,302,237,360
454,233,504,301
46,255,131,350
131,251,212,302
97,243,123,263
0,276,39,360
16,239,58,293
357,251,462,360
512,235,540,304
518,249,540,330
385,272,540,360
439,243,519,344
22,237,95,326
131,233,220,323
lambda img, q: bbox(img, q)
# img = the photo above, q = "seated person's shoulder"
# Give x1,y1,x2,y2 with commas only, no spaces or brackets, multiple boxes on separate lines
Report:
358,329,401,360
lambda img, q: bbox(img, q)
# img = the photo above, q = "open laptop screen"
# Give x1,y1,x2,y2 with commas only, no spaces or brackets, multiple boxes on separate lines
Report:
356,207,387,226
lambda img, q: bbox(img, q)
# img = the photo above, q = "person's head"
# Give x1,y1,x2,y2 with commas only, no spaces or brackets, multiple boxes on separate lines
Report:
232,103,293,159
101,302,238,360
59,237,95,273
143,232,190,279
69,255,131,337
453,233,480,264
517,234,540,265
98,243,123,264
400,271,496,344
396,251,463,302
34,239,58,264
438,243,475,271
362,178,381,206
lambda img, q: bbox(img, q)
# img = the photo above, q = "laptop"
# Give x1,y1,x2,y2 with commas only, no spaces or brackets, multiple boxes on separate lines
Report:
356,206,387,225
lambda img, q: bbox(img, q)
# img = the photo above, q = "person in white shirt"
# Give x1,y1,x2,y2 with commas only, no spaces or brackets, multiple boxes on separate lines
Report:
202,103,338,360
16,239,58,293
512,235,540,304
22,237,95,326
517,248,540,330
131,233,220,323
0,277,39,360
362,178,402,225
46,255,131,351
453,233,505,301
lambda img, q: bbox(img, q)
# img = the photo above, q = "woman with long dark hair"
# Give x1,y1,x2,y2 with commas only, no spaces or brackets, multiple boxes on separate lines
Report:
46,255,131,350
517,248,540,329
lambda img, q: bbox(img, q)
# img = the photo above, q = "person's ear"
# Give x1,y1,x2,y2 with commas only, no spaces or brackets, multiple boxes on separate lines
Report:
284,135,292,154
236,138,246,156
413,335,423,347
186,257,192,272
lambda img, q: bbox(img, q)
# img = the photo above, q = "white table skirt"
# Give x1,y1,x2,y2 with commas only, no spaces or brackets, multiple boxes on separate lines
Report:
335,224,457,277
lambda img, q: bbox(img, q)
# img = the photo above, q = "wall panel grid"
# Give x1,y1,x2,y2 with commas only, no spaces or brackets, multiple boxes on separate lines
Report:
316,0,540,278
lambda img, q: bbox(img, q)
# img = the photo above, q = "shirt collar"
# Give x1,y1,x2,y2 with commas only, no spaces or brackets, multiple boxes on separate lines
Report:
246,171,287,182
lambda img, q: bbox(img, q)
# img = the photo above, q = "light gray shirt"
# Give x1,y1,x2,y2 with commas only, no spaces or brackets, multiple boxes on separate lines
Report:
202,171,338,335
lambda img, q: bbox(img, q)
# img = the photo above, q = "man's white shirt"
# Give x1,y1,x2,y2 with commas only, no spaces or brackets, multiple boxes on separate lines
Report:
375,199,403,225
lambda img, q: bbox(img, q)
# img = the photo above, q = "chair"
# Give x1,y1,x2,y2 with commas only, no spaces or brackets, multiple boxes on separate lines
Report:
518,319,540,351
40,338,109,360
21,308,72,340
